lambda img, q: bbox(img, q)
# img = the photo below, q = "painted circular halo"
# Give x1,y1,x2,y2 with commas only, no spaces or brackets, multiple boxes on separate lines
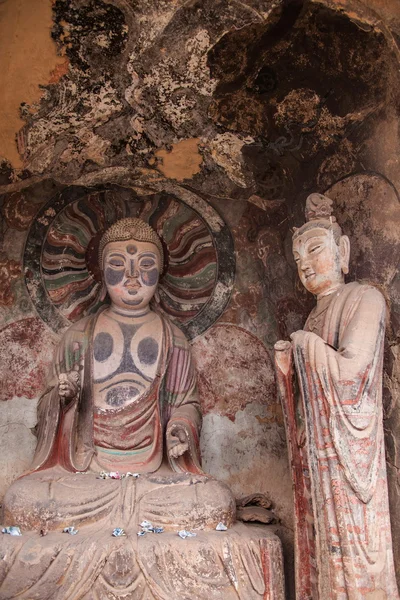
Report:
24,185,235,339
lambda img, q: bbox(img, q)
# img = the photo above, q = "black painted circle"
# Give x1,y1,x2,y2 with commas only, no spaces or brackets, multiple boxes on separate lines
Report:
137,337,158,366
106,385,139,407
93,332,114,363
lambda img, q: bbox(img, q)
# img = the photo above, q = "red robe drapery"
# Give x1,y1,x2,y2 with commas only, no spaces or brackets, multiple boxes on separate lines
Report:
31,309,202,475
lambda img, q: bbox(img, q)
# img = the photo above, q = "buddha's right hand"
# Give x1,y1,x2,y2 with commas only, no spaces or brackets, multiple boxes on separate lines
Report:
58,372,80,403
167,425,189,459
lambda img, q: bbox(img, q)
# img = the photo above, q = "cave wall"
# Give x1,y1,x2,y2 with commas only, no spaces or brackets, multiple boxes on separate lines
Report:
1,0,400,595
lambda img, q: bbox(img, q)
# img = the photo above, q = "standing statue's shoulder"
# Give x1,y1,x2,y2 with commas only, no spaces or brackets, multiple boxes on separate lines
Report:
356,281,385,304
344,281,386,313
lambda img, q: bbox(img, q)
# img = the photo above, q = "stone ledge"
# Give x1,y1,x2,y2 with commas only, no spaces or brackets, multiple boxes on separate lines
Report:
0,522,284,600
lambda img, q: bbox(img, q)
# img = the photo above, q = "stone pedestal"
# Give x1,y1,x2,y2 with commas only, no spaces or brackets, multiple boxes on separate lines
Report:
0,523,284,600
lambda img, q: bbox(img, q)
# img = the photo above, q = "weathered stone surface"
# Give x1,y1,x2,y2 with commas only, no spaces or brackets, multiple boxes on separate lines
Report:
201,404,293,530
237,506,276,524
0,254,21,307
0,0,67,168
192,324,276,421
0,318,57,401
0,397,38,499
327,174,400,286
155,138,203,181
0,523,285,600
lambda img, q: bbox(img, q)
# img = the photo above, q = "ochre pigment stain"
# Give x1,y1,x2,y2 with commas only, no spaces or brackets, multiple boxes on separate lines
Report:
0,0,67,167
155,138,203,181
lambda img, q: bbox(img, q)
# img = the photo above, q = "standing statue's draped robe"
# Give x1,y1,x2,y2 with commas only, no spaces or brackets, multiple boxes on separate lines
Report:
291,282,398,600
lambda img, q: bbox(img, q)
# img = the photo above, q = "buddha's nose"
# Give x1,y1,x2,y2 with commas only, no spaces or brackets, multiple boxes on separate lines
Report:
126,260,139,278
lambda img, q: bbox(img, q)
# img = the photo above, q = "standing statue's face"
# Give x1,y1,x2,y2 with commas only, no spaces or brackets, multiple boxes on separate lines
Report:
292,227,346,297
102,239,161,310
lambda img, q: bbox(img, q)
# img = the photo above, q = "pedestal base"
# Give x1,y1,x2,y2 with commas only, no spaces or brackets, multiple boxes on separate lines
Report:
0,522,284,600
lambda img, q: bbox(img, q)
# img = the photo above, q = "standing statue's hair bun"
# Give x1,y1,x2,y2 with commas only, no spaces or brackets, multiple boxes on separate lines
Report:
305,193,337,223
292,192,342,243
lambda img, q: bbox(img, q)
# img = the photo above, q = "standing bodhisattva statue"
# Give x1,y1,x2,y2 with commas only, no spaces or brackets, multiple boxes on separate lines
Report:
274,194,399,600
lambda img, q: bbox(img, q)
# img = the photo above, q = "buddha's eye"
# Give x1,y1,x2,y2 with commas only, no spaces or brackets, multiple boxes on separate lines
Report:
140,259,155,269
309,245,321,253
108,260,124,267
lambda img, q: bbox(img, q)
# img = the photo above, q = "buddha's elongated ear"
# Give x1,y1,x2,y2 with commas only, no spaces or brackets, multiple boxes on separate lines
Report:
99,282,108,302
339,235,350,275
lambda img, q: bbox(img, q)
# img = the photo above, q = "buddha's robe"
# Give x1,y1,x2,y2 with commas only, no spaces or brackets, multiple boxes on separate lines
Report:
4,309,235,532
291,282,398,599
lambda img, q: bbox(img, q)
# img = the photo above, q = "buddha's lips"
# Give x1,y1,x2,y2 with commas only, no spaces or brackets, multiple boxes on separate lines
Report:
124,282,140,295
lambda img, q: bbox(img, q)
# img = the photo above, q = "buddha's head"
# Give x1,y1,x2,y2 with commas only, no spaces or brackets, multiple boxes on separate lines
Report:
98,218,164,311
292,193,350,297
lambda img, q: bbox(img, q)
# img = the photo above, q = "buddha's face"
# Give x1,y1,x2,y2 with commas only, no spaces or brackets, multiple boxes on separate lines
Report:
102,239,161,310
292,227,348,296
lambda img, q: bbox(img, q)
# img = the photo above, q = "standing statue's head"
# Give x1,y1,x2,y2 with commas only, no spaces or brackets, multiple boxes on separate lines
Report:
292,193,350,297
98,218,164,311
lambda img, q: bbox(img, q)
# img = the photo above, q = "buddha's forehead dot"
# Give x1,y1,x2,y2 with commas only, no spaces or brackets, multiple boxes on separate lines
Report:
104,239,159,258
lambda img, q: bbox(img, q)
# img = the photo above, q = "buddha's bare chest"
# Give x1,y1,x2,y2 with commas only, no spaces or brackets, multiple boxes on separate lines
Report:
92,313,162,410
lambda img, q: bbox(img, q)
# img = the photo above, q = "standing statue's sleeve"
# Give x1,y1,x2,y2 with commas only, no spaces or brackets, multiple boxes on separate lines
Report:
162,323,202,474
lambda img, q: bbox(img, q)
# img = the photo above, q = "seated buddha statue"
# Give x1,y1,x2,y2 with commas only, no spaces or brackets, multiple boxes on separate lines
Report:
3,218,235,533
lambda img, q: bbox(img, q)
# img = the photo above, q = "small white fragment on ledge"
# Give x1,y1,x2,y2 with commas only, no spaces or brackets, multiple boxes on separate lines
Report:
2,526,22,536
178,530,197,539
63,526,78,535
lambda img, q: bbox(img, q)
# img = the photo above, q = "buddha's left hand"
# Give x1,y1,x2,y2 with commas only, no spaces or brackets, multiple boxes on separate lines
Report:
58,371,80,403
167,425,189,459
